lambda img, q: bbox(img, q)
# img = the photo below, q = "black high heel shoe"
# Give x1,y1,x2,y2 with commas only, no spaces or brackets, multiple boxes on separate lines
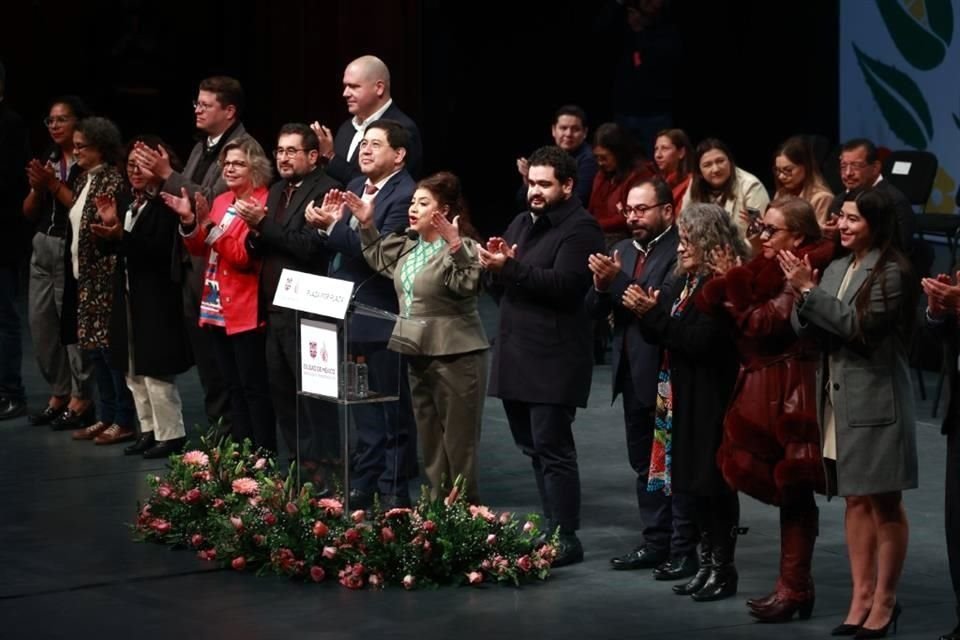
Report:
831,610,871,636
854,602,902,639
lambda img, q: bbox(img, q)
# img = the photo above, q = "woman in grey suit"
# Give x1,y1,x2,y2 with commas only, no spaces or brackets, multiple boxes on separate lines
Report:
340,171,489,504
780,187,917,638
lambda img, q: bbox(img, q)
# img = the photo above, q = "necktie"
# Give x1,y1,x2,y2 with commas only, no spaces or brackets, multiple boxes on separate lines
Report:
364,183,379,196
275,183,296,223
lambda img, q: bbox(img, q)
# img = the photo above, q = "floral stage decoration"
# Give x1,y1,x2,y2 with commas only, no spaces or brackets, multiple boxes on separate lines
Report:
133,434,557,589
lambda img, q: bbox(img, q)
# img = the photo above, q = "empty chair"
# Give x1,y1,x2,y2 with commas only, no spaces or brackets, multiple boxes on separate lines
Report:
882,149,938,212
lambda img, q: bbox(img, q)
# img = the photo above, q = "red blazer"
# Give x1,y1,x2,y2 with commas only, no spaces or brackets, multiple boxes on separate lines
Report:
183,187,268,335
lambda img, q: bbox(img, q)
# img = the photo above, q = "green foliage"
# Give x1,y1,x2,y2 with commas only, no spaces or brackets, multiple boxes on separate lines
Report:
876,0,953,70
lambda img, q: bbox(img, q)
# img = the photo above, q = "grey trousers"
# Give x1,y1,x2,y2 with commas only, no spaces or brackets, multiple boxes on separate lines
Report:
28,232,93,400
408,350,487,504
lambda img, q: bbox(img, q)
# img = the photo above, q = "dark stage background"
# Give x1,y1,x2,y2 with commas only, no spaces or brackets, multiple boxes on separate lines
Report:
1,0,838,236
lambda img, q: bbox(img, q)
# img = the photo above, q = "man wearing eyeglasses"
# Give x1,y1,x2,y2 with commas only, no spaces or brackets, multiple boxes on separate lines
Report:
831,138,914,256
586,178,697,579
134,76,247,431
310,55,422,184
233,123,340,485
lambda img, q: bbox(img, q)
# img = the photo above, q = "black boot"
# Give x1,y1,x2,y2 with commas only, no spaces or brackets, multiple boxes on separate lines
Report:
691,526,738,602
673,531,712,595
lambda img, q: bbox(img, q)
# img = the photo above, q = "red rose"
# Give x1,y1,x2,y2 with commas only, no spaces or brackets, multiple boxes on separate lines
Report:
516,555,533,572
253,534,266,546
157,485,173,499
197,549,217,561
183,488,202,504
263,512,277,526
344,528,360,544
322,546,337,559
422,520,437,533
285,502,298,515
190,534,204,548
310,566,325,583
231,556,246,571
313,521,329,538
212,498,225,510
151,519,171,534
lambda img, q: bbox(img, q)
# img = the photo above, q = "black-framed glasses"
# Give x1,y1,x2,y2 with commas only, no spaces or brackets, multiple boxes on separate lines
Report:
756,223,788,238
773,165,797,177
43,116,74,127
622,201,671,217
192,100,217,112
274,147,305,158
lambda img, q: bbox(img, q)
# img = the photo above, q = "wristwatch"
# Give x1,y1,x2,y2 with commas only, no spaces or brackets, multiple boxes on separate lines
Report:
800,287,812,303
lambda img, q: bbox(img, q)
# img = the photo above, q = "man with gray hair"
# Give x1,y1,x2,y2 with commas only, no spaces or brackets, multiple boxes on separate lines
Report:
311,55,422,183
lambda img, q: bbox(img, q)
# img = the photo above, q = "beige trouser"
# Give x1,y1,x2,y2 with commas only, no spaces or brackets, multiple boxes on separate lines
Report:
408,350,487,504
126,375,185,442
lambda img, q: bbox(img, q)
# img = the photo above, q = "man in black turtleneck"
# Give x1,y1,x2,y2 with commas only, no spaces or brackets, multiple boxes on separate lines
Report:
133,75,247,430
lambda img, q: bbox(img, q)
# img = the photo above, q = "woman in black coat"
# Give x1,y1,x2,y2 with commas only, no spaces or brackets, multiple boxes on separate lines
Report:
623,202,745,602
91,135,192,458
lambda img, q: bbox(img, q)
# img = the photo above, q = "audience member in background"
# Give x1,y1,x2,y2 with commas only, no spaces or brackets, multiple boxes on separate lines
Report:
516,104,598,208
353,171,488,503
784,187,917,637
772,136,834,224
588,122,648,248
0,61,31,421
137,75,247,431
23,96,94,428
61,117,137,445
653,128,694,206
88,135,192,458
623,202,744,602
830,138,914,258
311,55,422,183
681,138,769,238
706,196,833,622
163,134,276,452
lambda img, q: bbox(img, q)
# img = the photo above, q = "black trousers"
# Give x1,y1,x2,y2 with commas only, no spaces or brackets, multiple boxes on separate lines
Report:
265,311,338,462
351,342,416,498
503,399,581,532
209,326,276,452
182,258,230,426
947,429,960,605
620,359,696,555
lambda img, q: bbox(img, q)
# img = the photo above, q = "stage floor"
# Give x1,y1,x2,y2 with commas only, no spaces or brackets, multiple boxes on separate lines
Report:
0,294,955,639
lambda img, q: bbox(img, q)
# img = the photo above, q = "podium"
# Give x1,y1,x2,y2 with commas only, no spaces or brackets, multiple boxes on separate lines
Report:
273,268,423,511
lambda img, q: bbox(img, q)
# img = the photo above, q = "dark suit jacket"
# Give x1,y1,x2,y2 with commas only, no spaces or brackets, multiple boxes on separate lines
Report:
326,170,417,341
486,197,605,407
102,197,193,376
327,103,423,184
585,227,679,403
246,167,341,317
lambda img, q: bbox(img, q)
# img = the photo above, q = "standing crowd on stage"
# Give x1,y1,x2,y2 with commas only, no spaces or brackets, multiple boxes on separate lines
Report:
0,45,958,639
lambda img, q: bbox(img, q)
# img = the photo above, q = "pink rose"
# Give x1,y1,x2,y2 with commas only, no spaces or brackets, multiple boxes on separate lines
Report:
368,573,382,588
157,485,173,499
344,528,360,544
212,498,225,510
499,512,512,525
151,519,171,534
183,488,202,504
190,534,204,548
385,507,413,519
381,527,395,543
253,457,267,470
466,571,483,584
537,544,556,561
263,512,277,526
486,534,497,545
338,564,365,589
322,546,337,559
285,502,298,515
422,520,437,534
231,556,246,571
197,549,217,561
253,534,266,546
493,555,509,575
192,470,212,482
516,555,533,572
312,521,329,538
310,565,325,583
350,510,365,523
247,496,262,507
230,516,244,531
402,574,416,590
522,521,535,533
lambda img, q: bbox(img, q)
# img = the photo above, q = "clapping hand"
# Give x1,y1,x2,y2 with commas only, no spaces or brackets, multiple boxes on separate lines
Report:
922,271,960,317
587,250,622,291
305,190,346,229
709,244,742,276
131,142,173,180
160,188,195,225
477,236,517,272
26,159,56,191
622,283,659,316
431,212,460,245
234,196,267,227
777,249,818,293
310,121,335,158
342,191,375,228
89,194,122,240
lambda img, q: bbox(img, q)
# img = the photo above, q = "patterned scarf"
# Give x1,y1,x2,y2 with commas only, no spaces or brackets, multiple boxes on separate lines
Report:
647,275,700,495
398,237,445,317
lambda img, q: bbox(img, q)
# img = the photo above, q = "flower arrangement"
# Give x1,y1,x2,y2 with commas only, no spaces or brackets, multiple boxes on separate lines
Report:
134,434,557,589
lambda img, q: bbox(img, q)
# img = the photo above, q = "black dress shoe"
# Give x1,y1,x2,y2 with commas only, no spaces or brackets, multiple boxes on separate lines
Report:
348,487,374,510
610,545,668,571
50,407,96,431
124,432,156,455
0,397,27,421
28,404,62,426
552,532,584,568
653,553,699,581
142,437,186,459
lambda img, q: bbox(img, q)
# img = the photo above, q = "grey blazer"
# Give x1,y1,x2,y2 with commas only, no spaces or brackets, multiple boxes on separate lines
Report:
792,248,918,496
360,227,489,357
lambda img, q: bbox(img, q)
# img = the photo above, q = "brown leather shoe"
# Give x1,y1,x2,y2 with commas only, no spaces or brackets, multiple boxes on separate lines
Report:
72,421,109,441
94,424,136,445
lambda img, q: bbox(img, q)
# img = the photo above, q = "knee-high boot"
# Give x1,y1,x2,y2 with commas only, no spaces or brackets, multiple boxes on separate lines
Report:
691,524,739,602
750,503,818,622
673,529,712,595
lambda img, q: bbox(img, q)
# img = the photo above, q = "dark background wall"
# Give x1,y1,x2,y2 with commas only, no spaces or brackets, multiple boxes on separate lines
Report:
1,0,838,236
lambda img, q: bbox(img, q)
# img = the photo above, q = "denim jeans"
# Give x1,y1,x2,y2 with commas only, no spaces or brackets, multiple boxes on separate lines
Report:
0,267,24,402
88,347,135,427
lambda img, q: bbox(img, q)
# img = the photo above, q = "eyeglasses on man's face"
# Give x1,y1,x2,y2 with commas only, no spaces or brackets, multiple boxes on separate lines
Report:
44,116,74,127
622,201,670,217
193,100,218,112
274,147,305,158
839,161,869,172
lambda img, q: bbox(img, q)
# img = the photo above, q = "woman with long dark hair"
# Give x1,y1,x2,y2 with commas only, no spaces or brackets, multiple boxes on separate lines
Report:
781,187,918,637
